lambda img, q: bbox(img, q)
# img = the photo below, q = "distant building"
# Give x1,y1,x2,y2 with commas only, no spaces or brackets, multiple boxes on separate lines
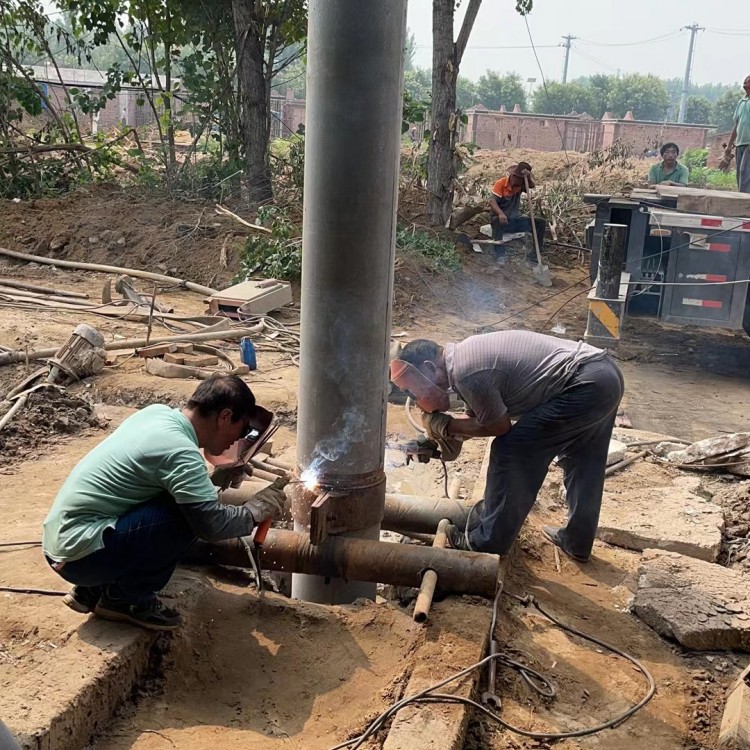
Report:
28,65,306,138
463,105,713,154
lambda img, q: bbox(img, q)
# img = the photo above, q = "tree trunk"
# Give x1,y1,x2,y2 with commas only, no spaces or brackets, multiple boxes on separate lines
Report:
232,0,273,204
426,0,457,227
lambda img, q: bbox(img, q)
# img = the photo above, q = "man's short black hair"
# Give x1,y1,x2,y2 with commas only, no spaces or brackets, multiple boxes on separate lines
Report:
660,142,679,156
398,339,442,368
187,375,256,423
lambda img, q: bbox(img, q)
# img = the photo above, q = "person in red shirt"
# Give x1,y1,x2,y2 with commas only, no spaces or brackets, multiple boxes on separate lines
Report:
489,162,546,264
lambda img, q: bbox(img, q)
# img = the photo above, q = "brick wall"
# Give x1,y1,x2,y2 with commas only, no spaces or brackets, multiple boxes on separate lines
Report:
465,109,712,155
610,121,709,153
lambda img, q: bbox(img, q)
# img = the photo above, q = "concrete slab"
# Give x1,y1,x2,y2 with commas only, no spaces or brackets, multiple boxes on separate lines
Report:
632,549,750,651
598,486,724,562
607,439,627,466
2,570,206,750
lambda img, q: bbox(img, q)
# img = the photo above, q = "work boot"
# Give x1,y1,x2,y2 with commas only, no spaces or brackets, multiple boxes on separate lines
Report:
62,584,103,614
541,525,590,563
95,594,182,631
446,523,473,552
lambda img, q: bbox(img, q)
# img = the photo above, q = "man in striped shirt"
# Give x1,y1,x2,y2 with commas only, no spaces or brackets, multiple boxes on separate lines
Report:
390,331,624,562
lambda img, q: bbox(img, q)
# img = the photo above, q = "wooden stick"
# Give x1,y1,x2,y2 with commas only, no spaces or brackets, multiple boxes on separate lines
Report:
214,204,272,234
145,282,158,347
0,278,89,298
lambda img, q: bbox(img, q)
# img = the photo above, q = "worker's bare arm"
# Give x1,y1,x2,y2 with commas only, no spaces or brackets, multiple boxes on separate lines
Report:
726,123,738,153
489,196,507,222
448,413,511,438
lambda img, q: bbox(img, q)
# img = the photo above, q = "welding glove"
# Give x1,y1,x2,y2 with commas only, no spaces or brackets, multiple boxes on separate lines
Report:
421,411,463,462
211,463,248,491
421,411,452,442
244,476,289,523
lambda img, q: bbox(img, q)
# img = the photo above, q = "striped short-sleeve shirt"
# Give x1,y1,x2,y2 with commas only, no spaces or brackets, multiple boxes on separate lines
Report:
444,331,606,423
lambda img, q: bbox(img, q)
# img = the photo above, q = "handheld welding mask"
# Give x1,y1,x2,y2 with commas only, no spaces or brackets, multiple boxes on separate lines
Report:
390,359,451,413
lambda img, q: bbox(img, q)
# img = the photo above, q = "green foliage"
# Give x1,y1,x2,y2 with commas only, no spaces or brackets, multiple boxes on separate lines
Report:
403,90,429,133
608,73,669,121
403,67,431,103
475,71,526,111
237,206,302,281
685,95,712,125
689,167,737,190
713,90,739,132
575,73,615,119
532,82,594,115
404,28,417,72
682,147,708,171
456,76,478,109
396,225,459,272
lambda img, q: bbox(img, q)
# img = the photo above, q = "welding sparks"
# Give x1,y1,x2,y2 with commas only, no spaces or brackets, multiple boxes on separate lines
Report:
300,467,319,491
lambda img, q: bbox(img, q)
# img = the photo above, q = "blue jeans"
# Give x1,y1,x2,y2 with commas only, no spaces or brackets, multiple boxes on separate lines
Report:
48,498,196,604
470,358,624,559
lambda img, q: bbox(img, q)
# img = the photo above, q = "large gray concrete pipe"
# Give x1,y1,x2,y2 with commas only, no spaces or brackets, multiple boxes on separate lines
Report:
294,0,407,603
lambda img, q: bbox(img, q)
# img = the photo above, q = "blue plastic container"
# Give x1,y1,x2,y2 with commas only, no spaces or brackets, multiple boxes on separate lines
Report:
240,337,257,370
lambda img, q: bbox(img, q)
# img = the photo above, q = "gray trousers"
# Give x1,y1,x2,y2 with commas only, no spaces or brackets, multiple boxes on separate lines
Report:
470,357,624,559
737,145,750,193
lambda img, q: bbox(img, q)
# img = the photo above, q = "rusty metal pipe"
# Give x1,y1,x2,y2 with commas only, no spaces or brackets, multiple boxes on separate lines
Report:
249,458,288,478
264,457,294,473
383,494,471,535
413,518,450,623
185,529,500,598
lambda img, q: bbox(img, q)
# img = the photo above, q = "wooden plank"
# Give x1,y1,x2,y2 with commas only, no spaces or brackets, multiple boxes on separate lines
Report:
718,663,750,749
382,599,492,750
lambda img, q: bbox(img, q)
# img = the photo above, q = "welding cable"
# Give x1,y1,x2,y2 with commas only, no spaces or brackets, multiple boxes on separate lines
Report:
329,590,655,750
0,541,42,548
240,536,264,596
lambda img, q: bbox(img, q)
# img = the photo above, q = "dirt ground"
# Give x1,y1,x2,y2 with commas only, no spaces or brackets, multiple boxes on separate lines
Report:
0,181,748,750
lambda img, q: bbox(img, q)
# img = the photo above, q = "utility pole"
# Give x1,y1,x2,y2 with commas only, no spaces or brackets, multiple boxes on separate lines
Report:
678,23,703,123
561,34,576,83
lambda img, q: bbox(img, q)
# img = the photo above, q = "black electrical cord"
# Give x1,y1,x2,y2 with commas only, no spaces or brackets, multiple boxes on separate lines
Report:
329,591,656,750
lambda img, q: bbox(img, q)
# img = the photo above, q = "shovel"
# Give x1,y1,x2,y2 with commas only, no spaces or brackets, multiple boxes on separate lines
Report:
524,175,552,287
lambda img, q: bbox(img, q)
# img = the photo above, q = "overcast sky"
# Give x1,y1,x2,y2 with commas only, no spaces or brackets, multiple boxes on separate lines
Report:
406,0,748,91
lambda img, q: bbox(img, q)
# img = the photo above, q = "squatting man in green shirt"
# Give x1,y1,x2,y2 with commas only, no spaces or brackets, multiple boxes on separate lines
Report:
390,331,624,562
647,142,689,187
42,376,287,631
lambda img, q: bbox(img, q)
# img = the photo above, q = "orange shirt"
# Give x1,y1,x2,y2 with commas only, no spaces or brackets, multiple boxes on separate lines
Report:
491,176,522,198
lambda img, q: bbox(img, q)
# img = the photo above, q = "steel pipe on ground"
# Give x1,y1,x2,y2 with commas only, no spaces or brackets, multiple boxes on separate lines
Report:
383,494,471,535
185,530,500,598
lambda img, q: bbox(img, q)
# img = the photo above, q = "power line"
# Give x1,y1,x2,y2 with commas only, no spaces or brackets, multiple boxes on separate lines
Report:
576,30,685,47
413,44,559,50
523,15,571,162
569,47,619,74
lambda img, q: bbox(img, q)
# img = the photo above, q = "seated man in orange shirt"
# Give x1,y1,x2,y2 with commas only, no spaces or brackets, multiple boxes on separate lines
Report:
489,162,546,264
